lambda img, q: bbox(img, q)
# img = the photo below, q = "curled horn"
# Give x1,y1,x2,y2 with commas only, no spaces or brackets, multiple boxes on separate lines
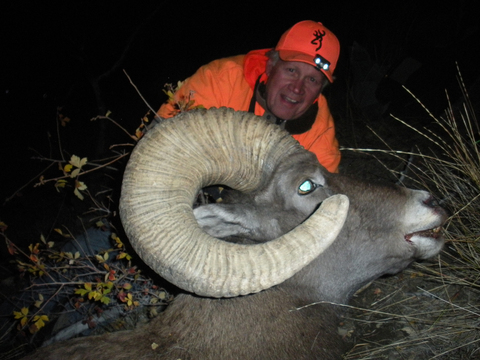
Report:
120,108,349,297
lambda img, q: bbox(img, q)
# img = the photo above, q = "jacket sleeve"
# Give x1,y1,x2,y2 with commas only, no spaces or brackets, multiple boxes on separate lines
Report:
157,56,251,118
292,95,341,173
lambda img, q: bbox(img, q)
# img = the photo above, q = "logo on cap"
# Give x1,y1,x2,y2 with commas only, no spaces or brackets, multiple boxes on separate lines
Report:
311,30,326,51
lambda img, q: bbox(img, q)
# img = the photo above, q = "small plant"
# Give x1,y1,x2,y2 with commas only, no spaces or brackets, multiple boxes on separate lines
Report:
2,220,172,343
162,80,205,117
0,78,205,353
13,306,49,335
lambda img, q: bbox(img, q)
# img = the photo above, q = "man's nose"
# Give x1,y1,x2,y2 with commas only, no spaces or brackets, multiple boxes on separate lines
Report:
289,79,304,94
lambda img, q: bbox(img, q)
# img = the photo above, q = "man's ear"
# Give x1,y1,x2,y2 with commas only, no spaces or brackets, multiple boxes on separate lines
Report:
265,58,274,76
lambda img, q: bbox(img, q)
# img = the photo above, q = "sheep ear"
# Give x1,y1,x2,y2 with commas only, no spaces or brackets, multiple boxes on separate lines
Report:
194,204,284,241
193,204,256,239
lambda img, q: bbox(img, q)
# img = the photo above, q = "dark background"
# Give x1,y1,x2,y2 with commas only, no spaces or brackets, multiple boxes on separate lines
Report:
1,0,479,224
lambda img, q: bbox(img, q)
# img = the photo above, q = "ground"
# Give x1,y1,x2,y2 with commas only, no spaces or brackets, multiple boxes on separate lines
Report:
332,86,480,359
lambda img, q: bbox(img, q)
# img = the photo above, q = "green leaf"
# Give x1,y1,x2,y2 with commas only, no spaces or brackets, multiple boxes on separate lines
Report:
69,155,88,169
63,164,73,173
75,288,89,296
33,315,49,331
13,307,29,319
74,184,86,200
70,168,81,178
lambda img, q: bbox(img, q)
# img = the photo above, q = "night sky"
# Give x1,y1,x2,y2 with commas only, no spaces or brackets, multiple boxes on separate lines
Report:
1,0,479,204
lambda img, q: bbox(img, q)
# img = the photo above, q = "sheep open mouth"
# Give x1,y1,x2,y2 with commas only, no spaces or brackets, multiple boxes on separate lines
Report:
405,226,443,242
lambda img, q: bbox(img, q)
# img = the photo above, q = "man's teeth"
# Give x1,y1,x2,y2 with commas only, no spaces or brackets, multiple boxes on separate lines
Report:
284,96,298,103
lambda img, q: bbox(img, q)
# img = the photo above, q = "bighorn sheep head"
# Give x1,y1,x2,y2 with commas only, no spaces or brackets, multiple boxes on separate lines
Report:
120,108,349,297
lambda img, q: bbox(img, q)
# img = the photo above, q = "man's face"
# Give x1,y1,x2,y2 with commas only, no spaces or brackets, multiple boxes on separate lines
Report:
264,59,325,120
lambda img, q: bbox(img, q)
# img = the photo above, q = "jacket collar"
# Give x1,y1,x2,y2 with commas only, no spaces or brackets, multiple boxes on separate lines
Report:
243,49,270,89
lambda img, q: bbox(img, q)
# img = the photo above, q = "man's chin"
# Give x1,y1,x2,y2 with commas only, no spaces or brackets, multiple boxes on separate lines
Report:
270,109,298,121
271,101,310,120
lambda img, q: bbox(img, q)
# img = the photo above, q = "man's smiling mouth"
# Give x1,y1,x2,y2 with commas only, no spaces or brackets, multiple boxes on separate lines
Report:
283,95,299,104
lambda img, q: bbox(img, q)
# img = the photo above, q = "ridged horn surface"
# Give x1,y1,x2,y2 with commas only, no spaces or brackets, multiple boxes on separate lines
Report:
120,107,349,297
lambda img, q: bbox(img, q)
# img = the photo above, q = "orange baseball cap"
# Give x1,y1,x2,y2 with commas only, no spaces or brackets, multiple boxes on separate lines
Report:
275,20,340,83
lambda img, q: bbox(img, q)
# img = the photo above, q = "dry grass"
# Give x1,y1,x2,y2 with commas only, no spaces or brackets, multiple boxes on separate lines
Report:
341,69,480,359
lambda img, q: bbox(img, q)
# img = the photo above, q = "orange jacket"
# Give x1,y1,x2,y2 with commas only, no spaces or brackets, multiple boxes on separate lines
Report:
158,49,340,172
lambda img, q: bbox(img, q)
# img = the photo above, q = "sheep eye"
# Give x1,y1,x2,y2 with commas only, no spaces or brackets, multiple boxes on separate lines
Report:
298,180,318,195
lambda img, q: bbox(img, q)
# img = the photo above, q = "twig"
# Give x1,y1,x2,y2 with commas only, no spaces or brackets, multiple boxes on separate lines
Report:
123,69,158,116
34,152,129,186
3,161,56,205
91,115,138,141
429,338,480,359
56,107,66,163
417,287,480,317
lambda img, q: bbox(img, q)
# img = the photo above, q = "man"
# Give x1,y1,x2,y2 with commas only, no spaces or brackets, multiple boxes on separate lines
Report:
158,20,341,172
